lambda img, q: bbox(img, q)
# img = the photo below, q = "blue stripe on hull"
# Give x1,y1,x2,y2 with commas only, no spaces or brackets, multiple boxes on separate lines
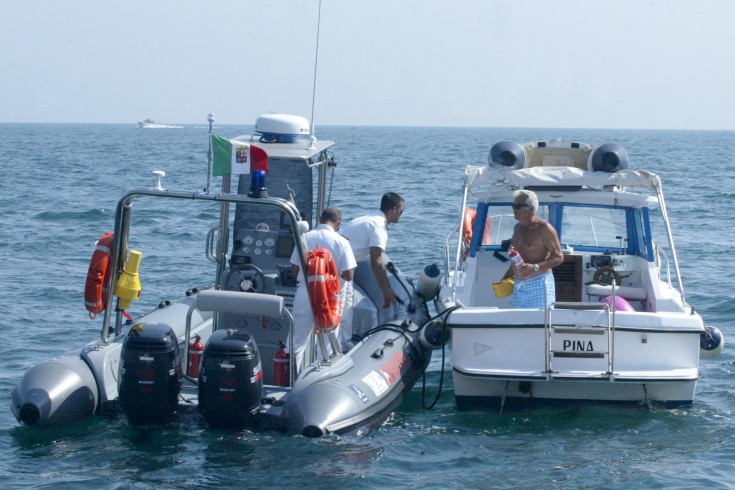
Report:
455,395,693,412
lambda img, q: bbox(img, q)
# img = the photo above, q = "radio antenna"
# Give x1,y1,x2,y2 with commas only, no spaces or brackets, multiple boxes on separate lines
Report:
308,0,323,149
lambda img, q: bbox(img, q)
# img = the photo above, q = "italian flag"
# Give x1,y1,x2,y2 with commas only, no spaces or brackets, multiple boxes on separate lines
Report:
211,134,269,176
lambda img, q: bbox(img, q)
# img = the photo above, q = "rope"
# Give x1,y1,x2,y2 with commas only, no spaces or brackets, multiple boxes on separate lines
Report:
421,305,461,409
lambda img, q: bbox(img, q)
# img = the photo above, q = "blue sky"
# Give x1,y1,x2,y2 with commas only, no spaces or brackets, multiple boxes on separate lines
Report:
2,0,733,129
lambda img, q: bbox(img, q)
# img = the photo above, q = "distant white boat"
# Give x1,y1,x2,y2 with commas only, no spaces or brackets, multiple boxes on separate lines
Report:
137,118,182,129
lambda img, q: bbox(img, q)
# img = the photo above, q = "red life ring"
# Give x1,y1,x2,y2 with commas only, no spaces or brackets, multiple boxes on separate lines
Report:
84,232,114,319
306,247,342,331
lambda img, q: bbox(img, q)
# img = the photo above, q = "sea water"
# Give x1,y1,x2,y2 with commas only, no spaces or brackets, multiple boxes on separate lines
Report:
0,123,734,488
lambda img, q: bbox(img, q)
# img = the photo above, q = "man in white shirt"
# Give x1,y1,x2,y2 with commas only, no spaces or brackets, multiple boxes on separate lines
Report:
289,208,357,372
339,192,404,351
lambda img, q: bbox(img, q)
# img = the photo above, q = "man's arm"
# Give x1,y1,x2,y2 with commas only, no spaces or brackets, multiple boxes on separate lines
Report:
341,269,354,282
540,224,564,271
369,246,397,308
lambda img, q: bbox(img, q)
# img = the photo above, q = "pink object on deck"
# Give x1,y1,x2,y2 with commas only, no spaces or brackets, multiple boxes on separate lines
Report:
603,295,635,312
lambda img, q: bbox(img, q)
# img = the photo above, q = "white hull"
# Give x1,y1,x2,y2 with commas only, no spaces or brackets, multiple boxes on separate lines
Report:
449,308,701,409
137,119,182,128
453,372,697,410
139,123,182,129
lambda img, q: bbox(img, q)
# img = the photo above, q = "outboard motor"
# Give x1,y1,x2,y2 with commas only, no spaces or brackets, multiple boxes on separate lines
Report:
198,329,263,429
118,322,182,424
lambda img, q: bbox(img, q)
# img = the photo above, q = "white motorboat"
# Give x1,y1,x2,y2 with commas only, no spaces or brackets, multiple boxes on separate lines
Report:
138,118,182,128
435,139,724,411
10,113,446,436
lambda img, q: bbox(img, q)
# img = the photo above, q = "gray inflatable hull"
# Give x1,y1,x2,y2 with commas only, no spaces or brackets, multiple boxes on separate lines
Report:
10,265,438,437
281,315,431,437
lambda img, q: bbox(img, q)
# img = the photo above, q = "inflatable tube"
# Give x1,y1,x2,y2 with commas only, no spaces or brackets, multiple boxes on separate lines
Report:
589,143,629,172
602,295,635,312
489,141,526,168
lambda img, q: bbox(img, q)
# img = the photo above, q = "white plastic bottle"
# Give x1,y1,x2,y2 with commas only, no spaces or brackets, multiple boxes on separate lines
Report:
509,245,525,269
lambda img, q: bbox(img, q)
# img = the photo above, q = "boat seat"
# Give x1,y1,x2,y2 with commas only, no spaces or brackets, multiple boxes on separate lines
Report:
586,284,647,301
196,289,284,316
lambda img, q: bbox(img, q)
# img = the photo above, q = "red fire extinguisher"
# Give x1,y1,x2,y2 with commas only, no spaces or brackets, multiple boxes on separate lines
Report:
273,340,290,387
188,334,204,378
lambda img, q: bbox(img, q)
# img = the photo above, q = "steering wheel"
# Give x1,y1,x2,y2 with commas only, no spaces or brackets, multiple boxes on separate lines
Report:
593,266,621,286
224,264,267,293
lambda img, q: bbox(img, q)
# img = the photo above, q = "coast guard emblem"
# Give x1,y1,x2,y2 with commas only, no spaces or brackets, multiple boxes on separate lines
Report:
235,146,249,164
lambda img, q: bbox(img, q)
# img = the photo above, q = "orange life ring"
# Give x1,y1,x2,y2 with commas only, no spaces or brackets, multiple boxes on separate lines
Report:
462,208,475,247
84,232,114,319
462,208,492,256
306,247,342,331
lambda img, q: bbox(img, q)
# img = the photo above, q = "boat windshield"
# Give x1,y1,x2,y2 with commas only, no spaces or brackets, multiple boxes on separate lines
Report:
472,201,651,259
560,205,628,250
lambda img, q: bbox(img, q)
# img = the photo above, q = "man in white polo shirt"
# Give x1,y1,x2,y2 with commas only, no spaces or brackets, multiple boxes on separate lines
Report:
290,207,356,373
339,192,404,351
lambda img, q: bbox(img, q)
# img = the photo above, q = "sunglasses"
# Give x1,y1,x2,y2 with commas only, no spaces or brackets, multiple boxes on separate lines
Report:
512,203,530,210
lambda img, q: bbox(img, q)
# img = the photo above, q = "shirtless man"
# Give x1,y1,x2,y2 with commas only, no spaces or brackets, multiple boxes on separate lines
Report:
502,189,564,308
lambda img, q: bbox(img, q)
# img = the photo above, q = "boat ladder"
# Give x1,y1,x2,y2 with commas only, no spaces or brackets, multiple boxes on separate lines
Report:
544,301,616,380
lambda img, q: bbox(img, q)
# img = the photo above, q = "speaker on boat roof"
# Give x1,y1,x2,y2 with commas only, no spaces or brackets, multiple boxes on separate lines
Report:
489,141,526,169
589,143,629,173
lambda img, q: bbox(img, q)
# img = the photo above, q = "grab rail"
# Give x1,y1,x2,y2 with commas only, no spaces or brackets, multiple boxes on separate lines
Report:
545,280,616,377
184,290,294,387
205,226,220,263
101,187,305,343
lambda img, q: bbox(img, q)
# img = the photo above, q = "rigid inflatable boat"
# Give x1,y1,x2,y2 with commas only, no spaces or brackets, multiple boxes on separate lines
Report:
10,114,446,436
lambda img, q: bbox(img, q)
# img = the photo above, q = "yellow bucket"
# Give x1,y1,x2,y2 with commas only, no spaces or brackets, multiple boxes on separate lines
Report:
492,277,515,298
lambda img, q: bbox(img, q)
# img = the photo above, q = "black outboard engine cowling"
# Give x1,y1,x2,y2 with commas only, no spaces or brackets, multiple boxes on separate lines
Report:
118,322,182,424
198,329,263,429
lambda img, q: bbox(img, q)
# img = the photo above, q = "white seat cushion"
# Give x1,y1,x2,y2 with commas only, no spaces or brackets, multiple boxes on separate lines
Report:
587,284,647,301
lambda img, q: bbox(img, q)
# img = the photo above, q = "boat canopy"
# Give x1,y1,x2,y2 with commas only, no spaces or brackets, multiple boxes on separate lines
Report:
465,165,661,198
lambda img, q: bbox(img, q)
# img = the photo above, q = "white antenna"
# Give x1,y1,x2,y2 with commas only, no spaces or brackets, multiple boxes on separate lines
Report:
308,0,323,149
205,113,215,193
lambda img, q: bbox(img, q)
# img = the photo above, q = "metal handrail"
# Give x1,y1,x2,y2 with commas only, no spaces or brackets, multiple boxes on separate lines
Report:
205,226,220,263
183,290,294,387
545,280,617,377
101,187,305,343
653,176,686,301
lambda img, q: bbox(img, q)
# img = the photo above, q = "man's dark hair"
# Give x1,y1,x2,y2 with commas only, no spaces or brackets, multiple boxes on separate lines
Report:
380,192,404,213
320,207,342,224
